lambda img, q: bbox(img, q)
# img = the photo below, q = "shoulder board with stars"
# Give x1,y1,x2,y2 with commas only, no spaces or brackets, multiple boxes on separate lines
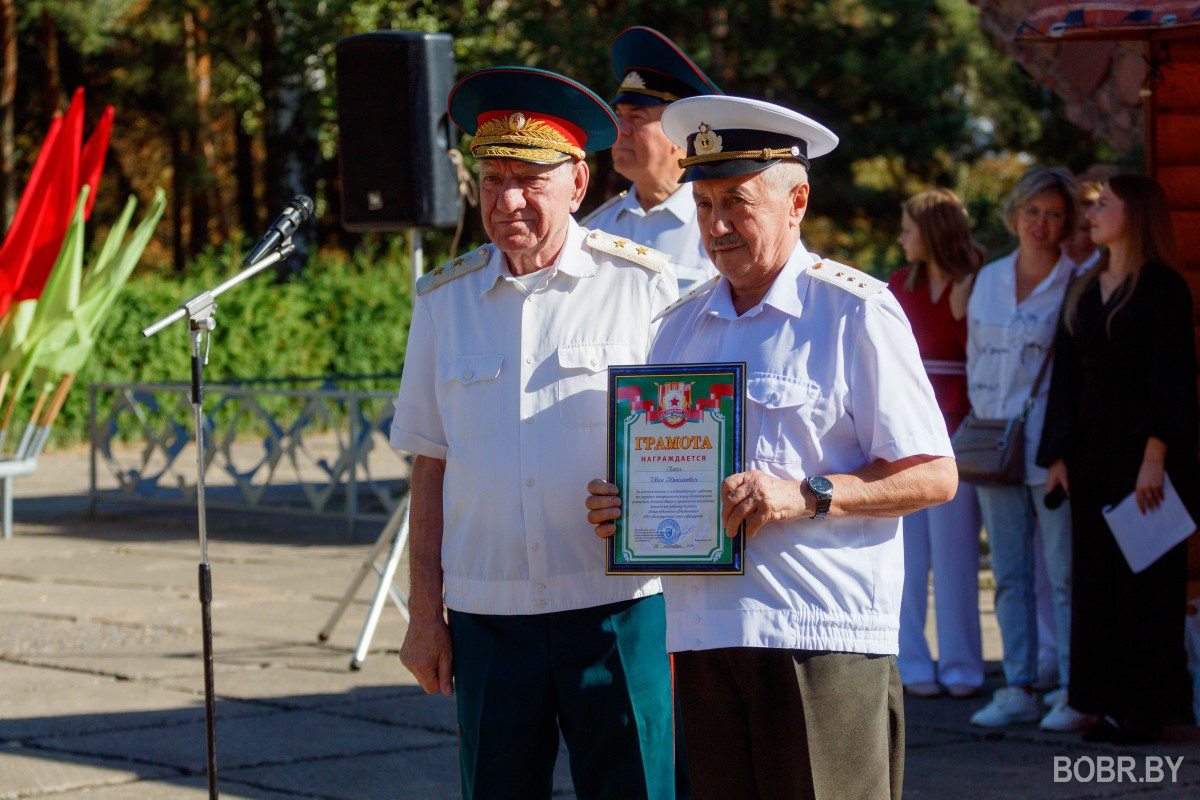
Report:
652,275,720,323
807,259,886,300
585,229,668,273
416,245,493,296
578,190,628,227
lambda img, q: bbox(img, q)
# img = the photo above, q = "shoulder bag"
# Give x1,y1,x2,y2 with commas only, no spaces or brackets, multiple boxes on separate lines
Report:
952,347,1053,485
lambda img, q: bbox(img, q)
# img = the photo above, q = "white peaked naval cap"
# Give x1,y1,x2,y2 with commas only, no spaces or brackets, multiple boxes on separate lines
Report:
662,95,839,182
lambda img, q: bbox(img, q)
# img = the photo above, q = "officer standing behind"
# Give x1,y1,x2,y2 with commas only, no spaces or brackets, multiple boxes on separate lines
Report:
392,67,678,800
587,96,958,800
582,27,722,293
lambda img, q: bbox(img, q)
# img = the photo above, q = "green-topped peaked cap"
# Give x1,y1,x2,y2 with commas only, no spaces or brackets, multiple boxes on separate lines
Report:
448,66,618,165
610,27,722,107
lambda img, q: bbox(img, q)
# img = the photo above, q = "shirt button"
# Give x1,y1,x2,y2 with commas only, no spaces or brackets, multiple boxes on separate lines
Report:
769,391,780,403
463,370,474,380
538,599,549,608
734,320,743,327
695,616,702,623
690,585,699,594
532,542,541,551
694,639,702,647
536,582,547,591
589,358,598,368
525,417,534,424
525,356,533,364
526,478,535,487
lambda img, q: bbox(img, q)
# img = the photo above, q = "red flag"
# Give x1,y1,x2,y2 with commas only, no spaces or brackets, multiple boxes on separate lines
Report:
0,116,64,317
15,87,85,302
78,105,113,219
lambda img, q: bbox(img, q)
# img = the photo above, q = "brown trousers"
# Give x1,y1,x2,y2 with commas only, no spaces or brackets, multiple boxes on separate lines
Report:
675,648,903,800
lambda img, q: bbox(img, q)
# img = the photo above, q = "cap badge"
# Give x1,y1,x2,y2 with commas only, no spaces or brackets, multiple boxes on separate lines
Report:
620,71,647,91
694,122,723,155
509,112,527,131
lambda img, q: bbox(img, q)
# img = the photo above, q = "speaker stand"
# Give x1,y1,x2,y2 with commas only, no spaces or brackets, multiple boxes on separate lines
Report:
318,495,411,670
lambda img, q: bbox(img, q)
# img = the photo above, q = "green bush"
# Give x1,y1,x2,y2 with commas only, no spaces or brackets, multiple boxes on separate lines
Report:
36,239,415,448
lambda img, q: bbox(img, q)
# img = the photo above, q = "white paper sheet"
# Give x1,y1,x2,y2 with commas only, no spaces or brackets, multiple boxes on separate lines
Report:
1101,474,1196,574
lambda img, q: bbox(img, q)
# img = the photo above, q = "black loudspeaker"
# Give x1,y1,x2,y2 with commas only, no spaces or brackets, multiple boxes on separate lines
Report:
337,31,460,231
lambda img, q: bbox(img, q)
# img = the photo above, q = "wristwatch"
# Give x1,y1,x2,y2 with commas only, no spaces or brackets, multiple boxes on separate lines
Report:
806,475,833,520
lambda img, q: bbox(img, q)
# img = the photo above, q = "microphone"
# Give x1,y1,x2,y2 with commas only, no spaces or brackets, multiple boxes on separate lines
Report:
242,195,315,266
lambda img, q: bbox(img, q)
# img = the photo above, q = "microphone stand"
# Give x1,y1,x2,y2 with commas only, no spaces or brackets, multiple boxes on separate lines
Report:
141,242,296,800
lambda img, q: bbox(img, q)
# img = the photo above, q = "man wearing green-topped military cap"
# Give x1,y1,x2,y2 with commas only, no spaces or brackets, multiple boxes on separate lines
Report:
583,27,723,294
390,66,678,800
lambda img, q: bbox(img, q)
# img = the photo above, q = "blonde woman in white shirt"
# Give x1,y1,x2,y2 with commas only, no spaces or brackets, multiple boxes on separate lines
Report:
965,167,1085,731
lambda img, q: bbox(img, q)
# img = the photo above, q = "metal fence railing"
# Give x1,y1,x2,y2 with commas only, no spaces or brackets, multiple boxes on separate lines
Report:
88,376,409,535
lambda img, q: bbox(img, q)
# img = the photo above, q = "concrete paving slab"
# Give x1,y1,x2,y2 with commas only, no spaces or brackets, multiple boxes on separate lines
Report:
0,662,210,740
0,616,274,680
36,709,452,773
150,666,419,709
0,579,202,627
50,775,306,799
0,743,180,799
319,690,460,734
224,741,577,800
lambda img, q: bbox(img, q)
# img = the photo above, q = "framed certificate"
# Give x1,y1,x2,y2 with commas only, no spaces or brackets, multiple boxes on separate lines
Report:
606,362,746,574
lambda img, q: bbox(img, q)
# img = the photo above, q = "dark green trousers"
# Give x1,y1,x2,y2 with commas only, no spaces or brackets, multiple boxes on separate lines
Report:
675,648,903,800
448,595,674,800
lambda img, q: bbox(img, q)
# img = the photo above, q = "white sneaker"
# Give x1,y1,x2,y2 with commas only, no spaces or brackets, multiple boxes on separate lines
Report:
1043,686,1067,708
1040,701,1099,732
970,687,1040,727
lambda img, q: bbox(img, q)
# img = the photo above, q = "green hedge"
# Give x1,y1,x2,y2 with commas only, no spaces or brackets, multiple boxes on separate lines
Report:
36,239,415,448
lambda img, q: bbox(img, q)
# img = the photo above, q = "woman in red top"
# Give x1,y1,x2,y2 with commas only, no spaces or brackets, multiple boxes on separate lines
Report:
890,188,986,698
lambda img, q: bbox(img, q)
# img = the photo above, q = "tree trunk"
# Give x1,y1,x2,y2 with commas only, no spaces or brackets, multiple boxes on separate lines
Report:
39,10,61,127
234,106,258,242
0,0,16,231
256,0,316,278
182,7,209,257
170,125,186,272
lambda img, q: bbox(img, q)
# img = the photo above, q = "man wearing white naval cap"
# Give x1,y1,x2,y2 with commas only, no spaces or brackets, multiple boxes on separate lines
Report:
587,95,957,799
392,66,678,800
582,26,721,293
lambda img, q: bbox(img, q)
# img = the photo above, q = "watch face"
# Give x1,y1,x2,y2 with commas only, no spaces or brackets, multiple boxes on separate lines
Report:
808,475,833,495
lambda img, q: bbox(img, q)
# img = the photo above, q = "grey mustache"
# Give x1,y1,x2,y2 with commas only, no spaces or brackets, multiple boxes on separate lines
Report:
709,234,746,250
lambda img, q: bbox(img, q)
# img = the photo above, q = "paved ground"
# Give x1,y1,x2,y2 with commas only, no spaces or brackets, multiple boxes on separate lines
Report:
2,448,1197,799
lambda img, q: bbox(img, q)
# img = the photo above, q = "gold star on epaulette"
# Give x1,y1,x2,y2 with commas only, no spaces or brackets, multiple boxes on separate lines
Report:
807,259,886,300
416,245,492,296
584,228,668,273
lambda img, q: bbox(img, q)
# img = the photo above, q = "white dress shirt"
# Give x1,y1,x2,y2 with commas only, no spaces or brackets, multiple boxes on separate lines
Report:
966,249,1076,487
582,185,716,293
651,241,953,655
391,218,678,615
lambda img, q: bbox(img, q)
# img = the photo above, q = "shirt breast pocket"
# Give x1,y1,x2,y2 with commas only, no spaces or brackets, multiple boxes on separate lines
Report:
747,373,820,464
438,354,503,440
555,343,635,428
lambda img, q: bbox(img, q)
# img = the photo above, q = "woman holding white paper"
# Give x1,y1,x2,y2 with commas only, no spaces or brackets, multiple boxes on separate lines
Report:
1039,174,1198,744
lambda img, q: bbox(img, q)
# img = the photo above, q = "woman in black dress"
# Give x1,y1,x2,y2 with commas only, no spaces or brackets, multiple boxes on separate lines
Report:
1038,175,1197,744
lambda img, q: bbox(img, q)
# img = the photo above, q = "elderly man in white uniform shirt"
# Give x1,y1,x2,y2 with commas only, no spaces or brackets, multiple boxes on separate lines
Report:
582,26,720,293
392,67,678,800
587,96,957,800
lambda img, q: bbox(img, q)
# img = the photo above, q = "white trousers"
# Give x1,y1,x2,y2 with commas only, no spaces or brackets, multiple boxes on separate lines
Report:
898,481,984,688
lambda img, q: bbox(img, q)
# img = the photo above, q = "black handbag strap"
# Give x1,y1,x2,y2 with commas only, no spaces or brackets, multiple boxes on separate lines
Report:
1020,346,1055,418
